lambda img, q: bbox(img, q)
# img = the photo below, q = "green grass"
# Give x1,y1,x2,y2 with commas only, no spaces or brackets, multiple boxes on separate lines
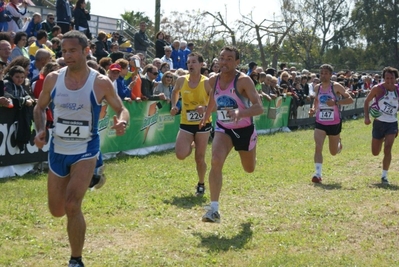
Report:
2,119,399,266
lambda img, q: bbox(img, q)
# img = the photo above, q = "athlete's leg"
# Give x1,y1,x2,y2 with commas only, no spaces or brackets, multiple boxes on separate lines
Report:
48,171,70,217
238,146,257,173
194,132,210,184
371,138,384,156
66,157,96,258
382,134,396,171
328,134,341,155
175,129,195,160
314,128,327,163
209,132,233,202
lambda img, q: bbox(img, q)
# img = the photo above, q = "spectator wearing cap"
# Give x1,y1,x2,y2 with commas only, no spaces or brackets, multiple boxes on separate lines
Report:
265,67,276,77
107,62,121,94
246,61,257,76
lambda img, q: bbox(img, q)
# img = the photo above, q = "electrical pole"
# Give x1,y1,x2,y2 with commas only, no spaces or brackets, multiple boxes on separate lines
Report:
155,0,160,37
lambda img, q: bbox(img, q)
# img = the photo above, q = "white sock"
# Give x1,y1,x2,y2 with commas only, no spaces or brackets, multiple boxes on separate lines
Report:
382,170,388,178
210,201,219,212
315,163,322,177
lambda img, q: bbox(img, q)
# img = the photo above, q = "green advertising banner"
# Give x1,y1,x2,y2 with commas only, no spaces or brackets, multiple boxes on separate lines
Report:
99,101,180,154
99,96,292,156
254,96,291,131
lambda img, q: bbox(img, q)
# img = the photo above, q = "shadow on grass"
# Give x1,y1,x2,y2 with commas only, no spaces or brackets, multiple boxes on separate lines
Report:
313,183,342,190
193,222,253,252
163,194,207,209
369,183,399,190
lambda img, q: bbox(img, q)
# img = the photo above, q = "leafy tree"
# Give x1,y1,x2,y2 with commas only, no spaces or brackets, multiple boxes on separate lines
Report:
281,0,354,69
120,11,154,38
351,0,399,69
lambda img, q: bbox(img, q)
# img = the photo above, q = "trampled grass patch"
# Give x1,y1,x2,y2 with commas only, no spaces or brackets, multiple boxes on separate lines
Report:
1,119,399,266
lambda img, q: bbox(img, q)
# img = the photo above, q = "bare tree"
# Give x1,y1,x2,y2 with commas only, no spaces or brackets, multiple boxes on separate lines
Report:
238,10,295,69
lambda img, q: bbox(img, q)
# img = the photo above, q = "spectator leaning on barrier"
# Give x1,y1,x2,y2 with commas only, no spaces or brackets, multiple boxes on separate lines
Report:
114,58,132,103
140,64,166,101
4,65,34,151
0,62,14,109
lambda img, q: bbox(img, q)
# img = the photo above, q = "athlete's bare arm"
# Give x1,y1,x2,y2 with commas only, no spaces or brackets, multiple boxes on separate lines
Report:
334,82,353,105
170,76,185,115
364,84,383,125
95,74,129,134
309,84,320,116
235,74,263,119
33,71,59,149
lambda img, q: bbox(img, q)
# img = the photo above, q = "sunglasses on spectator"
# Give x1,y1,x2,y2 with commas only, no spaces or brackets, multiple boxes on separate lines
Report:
48,17,54,20
152,72,159,75
165,76,173,78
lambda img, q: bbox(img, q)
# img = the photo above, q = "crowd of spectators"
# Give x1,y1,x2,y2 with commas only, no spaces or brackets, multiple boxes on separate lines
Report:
1,0,398,153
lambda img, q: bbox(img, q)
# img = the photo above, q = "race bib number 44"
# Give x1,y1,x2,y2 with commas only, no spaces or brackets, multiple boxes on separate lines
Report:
55,118,90,141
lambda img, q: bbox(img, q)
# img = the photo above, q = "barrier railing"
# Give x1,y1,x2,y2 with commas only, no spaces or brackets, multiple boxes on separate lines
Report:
0,96,366,178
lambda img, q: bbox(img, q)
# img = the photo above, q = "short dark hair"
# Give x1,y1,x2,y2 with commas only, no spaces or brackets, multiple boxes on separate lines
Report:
51,25,61,34
37,30,48,40
187,52,204,63
382,66,399,79
221,46,240,60
8,65,26,77
14,31,27,45
62,30,88,50
320,64,333,73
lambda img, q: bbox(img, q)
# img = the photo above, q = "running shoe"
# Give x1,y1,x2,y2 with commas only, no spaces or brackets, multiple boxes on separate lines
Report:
89,166,106,189
195,183,205,196
381,176,389,185
68,259,84,267
202,209,220,223
312,175,322,183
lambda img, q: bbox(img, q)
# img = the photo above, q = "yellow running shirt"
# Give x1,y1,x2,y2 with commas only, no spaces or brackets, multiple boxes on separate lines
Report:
180,75,211,125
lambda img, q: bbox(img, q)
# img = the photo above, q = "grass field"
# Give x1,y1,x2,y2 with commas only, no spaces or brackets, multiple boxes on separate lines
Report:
2,119,399,267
